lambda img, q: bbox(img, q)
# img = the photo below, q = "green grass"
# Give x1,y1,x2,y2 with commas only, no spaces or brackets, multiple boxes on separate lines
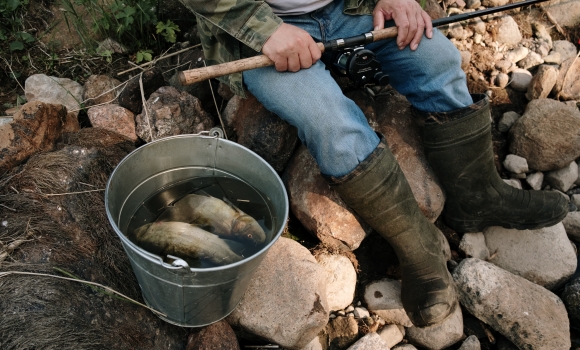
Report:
59,0,180,60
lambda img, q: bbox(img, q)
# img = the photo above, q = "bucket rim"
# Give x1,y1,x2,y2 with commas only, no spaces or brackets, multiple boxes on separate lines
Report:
105,133,289,273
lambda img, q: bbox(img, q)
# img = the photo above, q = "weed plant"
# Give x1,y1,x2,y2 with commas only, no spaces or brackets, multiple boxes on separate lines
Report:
0,0,35,52
60,0,180,62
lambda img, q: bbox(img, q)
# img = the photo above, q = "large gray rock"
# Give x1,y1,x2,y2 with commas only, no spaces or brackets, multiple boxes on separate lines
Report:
553,57,580,101
375,90,445,222
25,74,84,117
542,0,580,27
552,40,578,62
483,223,577,290
135,86,214,142
526,64,559,100
509,99,580,171
285,145,372,251
453,258,571,350
223,94,298,172
317,254,357,311
495,16,522,46
405,305,464,350
227,237,329,350
363,279,413,327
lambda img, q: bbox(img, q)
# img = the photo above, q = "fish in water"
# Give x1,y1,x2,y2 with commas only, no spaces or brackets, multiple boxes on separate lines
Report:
130,221,243,266
156,193,266,244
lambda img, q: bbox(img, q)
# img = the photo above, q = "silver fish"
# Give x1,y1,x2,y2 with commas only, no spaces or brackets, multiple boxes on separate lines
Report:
156,193,266,244
130,221,243,266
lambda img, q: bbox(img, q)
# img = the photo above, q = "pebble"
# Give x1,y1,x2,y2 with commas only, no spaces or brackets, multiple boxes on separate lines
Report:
498,111,521,132
503,154,528,174
545,161,579,192
544,52,562,64
510,68,533,92
459,232,490,260
353,307,370,319
505,46,529,63
503,178,522,189
345,305,355,313
378,324,405,348
526,172,544,190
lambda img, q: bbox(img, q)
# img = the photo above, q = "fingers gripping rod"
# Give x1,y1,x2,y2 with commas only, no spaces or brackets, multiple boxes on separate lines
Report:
177,0,549,86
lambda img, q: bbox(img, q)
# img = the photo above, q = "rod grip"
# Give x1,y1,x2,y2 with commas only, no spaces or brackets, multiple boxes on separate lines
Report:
179,42,328,85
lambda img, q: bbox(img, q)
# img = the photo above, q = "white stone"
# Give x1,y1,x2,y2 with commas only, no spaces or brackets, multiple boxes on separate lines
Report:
526,172,544,190
317,254,357,311
458,335,481,350
545,161,579,192
24,74,84,117
504,46,529,63
354,307,370,319
509,68,533,92
378,324,404,348
496,16,522,46
300,336,324,350
517,51,544,70
503,179,522,189
453,258,571,350
347,332,390,350
563,211,580,243
503,154,529,174
483,223,577,290
364,279,413,327
498,111,521,132
405,306,463,350
460,232,490,260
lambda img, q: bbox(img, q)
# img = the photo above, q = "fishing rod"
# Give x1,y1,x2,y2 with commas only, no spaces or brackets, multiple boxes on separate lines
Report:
178,0,550,86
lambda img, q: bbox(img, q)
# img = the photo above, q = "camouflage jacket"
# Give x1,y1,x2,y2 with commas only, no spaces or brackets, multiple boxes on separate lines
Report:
179,0,377,96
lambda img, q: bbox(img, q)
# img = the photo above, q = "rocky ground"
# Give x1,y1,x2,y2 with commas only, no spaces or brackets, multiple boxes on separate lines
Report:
1,0,580,349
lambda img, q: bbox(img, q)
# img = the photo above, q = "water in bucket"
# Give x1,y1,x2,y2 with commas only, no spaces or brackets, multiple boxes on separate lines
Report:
125,176,275,268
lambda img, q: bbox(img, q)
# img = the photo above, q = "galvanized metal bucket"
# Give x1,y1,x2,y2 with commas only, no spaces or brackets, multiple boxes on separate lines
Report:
105,133,289,327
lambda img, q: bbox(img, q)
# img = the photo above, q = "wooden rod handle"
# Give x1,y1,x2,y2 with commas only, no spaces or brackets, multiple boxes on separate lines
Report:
178,27,398,86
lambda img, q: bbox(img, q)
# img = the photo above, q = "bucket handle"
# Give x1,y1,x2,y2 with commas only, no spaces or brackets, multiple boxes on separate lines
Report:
195,127,224,139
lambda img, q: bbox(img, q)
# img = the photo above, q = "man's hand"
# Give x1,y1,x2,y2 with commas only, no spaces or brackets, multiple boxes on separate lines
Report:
262,23,322,72
373,0,433,51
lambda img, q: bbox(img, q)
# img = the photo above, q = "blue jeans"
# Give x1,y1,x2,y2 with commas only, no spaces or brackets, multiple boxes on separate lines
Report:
243,0,472,177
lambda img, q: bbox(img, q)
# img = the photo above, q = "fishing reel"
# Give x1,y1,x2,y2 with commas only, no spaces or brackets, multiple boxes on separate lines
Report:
326,46,389,86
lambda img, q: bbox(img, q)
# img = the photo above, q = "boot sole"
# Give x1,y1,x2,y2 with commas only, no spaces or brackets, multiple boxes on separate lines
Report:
444,211,568,233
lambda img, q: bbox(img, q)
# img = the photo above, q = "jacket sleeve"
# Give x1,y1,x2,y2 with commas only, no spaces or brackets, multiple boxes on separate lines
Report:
179,0,283,52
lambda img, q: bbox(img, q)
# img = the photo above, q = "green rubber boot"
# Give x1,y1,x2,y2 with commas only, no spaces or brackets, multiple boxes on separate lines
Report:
422,95,569,233
328,139,457,327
